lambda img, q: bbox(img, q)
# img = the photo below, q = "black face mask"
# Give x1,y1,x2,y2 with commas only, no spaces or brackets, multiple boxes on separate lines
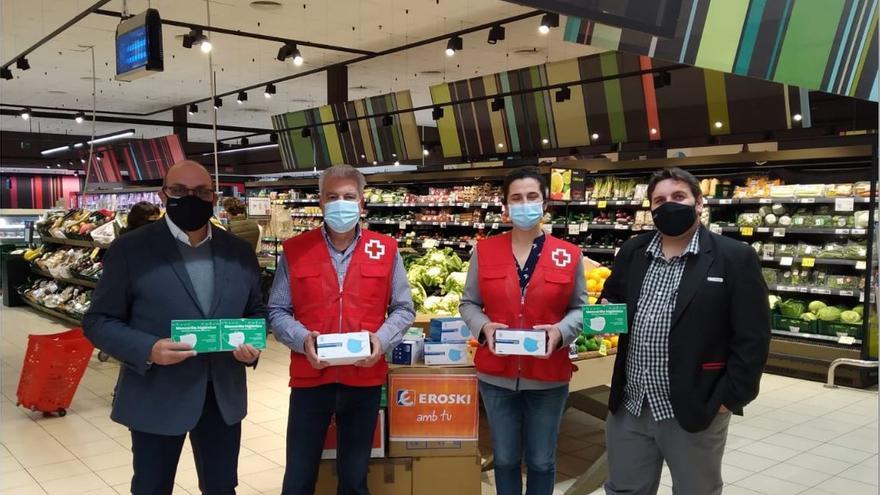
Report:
166,195,214,232
652,201,697,237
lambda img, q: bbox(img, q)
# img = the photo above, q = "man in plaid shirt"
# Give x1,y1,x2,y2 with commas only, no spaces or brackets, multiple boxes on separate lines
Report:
600,168,770,495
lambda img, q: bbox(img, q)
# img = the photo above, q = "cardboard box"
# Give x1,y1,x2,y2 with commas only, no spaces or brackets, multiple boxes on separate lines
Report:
322,409,385,459
314,458,412,495
494,329,547,356
571,169,588,201
582,304,629,334
317,331,371,365
391,339,425,366
171,319,266,353
428,317,472,343
423,342,471,365
412,456,482,495
387,440,479,458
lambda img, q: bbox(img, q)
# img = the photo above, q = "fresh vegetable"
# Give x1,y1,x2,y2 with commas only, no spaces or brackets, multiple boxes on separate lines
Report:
778,299,806,318
840,311,861,324
411,284,427,308
443,272,467,295
817,306,842,322
768,295,781,310
801,313,818,322
764,214,778,226
778,215,792,227
853,306,864,317
808,300,827,314
771,203,786,215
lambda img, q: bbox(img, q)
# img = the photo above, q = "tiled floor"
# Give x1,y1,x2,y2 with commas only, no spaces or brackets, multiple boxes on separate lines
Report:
1,306,877,495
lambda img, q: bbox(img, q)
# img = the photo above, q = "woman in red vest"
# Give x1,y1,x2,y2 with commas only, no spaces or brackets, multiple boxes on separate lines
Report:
460,166,587,495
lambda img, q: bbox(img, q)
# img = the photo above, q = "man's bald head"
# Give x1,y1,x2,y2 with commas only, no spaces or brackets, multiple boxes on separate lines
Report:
164,160,212,188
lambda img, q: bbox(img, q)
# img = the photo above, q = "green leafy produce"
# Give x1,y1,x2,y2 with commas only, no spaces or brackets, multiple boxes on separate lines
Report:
768,295,781,310
801,312,818,322
407,265,427,287
440,293,461,314
808,301,827,314
422,265,446,287
817,306,842,322
853,306,864,317
411,284,427,308
443,272,467,295
778,299,806,319
840,310,861,324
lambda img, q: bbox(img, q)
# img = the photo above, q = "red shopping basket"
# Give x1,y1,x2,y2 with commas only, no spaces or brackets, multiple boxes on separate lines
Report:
16,328,94,417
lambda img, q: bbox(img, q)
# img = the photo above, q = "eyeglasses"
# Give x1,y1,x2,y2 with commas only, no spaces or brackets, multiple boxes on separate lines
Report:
162,185,215,202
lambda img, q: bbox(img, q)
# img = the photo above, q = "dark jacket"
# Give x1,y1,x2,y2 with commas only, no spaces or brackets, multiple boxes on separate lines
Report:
600,226,771,433
82,220,266,435
227,215,260,251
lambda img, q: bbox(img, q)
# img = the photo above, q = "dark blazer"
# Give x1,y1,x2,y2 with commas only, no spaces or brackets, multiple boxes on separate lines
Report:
82,220,266,435
600,226,770,433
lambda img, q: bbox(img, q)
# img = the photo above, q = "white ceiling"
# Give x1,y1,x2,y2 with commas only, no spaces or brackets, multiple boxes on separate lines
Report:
0,0,602,144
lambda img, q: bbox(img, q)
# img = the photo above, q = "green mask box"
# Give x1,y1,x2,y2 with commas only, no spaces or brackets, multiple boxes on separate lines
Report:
171,319,267,353
582,304,629,334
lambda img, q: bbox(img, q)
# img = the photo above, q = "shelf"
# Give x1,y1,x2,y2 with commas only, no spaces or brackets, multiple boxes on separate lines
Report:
550,200,648,207
719,226,868,236
40,236,110,249
277,199,319,204
289,213,322,218
706,197,872,206
367,220,511,229
20,296,83,326
760,256,865,267
31,267,99,289
551,223,655,232
367,202,503,208
396,238,475,250
582,247,619,255
771,329,862,346
768,284,862,298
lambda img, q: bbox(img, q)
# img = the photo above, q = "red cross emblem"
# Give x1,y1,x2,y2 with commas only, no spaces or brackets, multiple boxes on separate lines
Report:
551,248,571,268
365,239,386,260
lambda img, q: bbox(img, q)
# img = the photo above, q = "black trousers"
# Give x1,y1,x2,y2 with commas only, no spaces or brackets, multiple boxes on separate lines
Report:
281,383,382,495
130,383,242,495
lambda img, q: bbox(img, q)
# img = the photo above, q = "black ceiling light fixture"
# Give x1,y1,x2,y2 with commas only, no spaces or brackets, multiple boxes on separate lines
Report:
264,83,276,98
539,13,559,34
337,121,349,133
182,28,212,53
16,58,30,70
74,111,85,124
213,96,222,109
0,67,12,80
445,36,463,57
487,24,505,44
301,127,311,138
491,96,504,112
276,42,303,66
382,115,393,127
236,91,248,104
431,106,444,120
555,86,571,102
653,71,672,88
188,103,198,115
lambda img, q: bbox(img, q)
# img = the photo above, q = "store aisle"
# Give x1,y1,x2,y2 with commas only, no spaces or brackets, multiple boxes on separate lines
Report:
1,307,877,495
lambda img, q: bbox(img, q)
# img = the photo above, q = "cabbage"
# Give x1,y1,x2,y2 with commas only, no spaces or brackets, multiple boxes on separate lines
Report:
443,272,467,295
421,265,447,288
441,293,461,315
853,306,864,317
840,310,861,324
808,300,827,314
801,312,817,322
769,295,781,310
779,299,806,318
423,296,445,313
817,306,842,322
407,265,427,287
411,283,427,309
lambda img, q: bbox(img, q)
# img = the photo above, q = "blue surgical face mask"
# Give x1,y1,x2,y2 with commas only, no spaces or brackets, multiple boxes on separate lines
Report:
323,199,361,233
508,202,544,230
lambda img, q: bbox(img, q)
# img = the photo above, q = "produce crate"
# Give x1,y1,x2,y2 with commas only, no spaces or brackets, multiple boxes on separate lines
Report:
772,314,818,334
817,320,863,339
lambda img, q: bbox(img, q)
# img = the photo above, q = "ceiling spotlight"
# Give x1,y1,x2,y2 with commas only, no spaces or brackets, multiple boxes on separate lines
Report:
539,13,559,34
422,149,430,156
372,161,378,165
183,29,211,53
555,86,571,102
270,133,278,143
237,91,248,104
188,103,198,115
793,113,803,122
16,58,30,71
650,127,658,135
591,133,599,140
491,96,503,112
277,43,304,66
360,154,366,159
301,127,311,138
497,143,505,149
19,107,31,120
80,158,87,164
213,96,222,109
241,137,249,146
714,121,723,129
431,106,444,120
392,153,397,158
445,36,463,57
653,71,671,88
1,67,12,80
264,83,276,98
487,24,505,44
382,115,393,127
541,138,549,144
338,121,349,133
74,112,85,124
394,161,400,166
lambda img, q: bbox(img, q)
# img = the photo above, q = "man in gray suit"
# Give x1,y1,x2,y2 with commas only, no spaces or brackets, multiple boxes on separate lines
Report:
84,161,265,495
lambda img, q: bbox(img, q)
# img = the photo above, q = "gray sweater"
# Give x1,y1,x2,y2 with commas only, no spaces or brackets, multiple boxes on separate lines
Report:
459,244,587,391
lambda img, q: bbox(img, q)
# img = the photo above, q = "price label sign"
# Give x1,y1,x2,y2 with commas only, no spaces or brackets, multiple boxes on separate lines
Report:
835,197,855,212
709,224,722,235
852,228,867,235
481,203,489,209
780,257,794,267
839,290,854,297
855,260,867,270
838,336,857,345
801,257,816,268
757,227,770,233
758,198,772,204
580,222,590,232
474,223,485,230
422,239,437,249
459,243,467,249
800,198,816,204
398,221,408,229
740,226,754,236
491,223,499,230
247,197,272,217
568,224,581,235
773,228,786,238
463,203,470,208
719,199,733,205
597,201,608,209
439,222,447,228
642,199,651,208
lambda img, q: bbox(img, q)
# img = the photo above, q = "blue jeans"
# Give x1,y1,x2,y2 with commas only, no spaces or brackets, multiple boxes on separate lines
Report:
281,384,381,495
479,380,569,495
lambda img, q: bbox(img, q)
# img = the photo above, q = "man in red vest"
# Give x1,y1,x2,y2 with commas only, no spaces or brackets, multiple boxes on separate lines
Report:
268,164,415,495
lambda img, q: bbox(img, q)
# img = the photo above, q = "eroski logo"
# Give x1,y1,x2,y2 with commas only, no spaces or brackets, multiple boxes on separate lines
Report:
395,389,472,406
396,389,415,407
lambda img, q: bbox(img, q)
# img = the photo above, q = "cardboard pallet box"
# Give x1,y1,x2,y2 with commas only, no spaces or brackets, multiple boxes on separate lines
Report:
314,458,413,495
313,456,482,495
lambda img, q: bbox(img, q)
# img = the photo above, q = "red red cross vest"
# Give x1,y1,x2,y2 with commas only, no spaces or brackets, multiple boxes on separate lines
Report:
283,228,396,388
474,233,579,382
